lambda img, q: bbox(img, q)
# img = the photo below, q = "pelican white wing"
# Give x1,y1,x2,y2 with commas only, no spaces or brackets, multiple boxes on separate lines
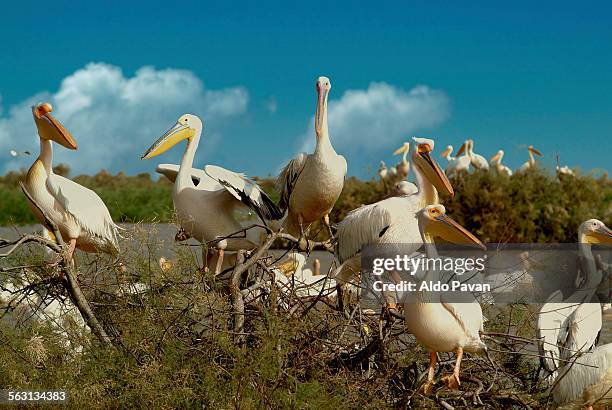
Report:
46,173,119,252
204,165,283,222
537,290,566,375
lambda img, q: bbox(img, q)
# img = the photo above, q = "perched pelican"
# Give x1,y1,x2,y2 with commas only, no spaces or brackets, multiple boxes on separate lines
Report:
335,137,453,284
378,161,389,182
405,205,487,393
276,76,347,246
467,139,489,170
444,142,470,176
551,343,612,409
518,145,542,172
489,150,512,176
393,142,411,180
537,219,612,381
10,149,31,157
557,165,575,177
393,181,419,197
142,114,282,273
23,103,119,260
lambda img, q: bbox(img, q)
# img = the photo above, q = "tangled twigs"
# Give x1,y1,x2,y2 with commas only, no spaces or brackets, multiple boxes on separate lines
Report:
230,250,246,346
14,182,113,348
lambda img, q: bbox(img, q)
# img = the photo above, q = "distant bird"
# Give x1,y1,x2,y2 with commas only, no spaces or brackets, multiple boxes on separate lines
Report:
335,137,454,284
537,219,611,381
444,142,471,176
393,142,411,180
276,76,347,248
518,145,542,172
489,150,512,176
393,181,419,196
405,205,487,394
142,114,282,274
378,161,389,181
467,139,489,170
23,103,119,261
556,165,575,177
9,150,31,157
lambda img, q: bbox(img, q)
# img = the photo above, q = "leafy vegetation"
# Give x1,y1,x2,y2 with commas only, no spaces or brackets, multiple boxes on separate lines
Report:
2,164,610,243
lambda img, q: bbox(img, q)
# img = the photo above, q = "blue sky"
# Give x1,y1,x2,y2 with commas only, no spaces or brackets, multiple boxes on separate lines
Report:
0,1,610,178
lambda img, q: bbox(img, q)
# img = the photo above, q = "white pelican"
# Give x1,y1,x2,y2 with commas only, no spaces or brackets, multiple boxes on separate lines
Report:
10,149,31,157
551,343,612,409
393,181,419,197
142,114,282,273
378,161,389,182
393,142,411,180
276,76,347,245
335,137,454,284
467,139,489,170
489,150,512,176
443,142,471,176
23,103,119,260
405,205,487,393
517,145,542,172
557,165,575,177
537,219,611,381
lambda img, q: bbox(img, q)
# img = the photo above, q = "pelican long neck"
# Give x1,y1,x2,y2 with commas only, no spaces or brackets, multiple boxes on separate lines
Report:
576,235,601,296
315,95,334,157
417,231,441,302
413,162,439,206
402,149,408,165
528,149,535,165
38,138,54,175
177,127,201,187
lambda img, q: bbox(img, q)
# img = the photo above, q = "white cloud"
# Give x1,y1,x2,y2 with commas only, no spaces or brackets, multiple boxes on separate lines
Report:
296,82,449,174
265,96,278,114
0,63,248,174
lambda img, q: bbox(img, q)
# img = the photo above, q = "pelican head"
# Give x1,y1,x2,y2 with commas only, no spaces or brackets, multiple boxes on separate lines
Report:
440,145,453,158
31,103,77,150
455,141,468,156
393,142,410,156
579,219,612,245
411,137,454,197
315,76,331,137
528,145,542,156
419,205,485,249
490,150,504,163
141,114,202,159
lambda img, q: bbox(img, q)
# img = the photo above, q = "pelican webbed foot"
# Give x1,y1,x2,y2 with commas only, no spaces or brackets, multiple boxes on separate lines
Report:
440,373,461,390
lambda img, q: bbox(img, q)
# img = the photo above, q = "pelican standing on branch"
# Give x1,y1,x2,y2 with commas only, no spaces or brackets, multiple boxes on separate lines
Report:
406,205,487,393
444,142,470,176
142,114,282,273
23,103,120,261
537,219,611,382
276,76,347,248
518,145,542,172
393,142,410,180
489,150,512,176
467,139,489,170
335,137,453,284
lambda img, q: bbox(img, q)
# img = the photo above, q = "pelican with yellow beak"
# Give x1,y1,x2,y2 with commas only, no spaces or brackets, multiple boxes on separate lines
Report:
406,205,487,394
489,150,512,176
393,142,411,180
142,114,282,273
334,137,454,283
276,76,347,247
517,145,543,172
23,103,120,260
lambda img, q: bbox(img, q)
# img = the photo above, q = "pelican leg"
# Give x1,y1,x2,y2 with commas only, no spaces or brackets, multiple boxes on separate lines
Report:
298,215,309,252
214,249,225,276
322,214,335,252
419,351,437,395
441,347,463,390
66,238,77,262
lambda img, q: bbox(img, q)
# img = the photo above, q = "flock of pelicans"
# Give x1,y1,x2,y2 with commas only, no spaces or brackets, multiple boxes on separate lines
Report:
5,76,611,408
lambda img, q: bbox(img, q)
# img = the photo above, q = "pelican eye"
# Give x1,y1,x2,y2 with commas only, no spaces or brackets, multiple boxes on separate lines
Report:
418,144,431,153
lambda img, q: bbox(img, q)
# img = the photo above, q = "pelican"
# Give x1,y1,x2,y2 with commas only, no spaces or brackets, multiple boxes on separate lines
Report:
10,149,31,157
405,205,487,393
551,343,612,409
335,137,453,284
276,76,347,246
557,165,575,177
444,142,470,176
393,142,411,180
537,219,611,381
467,139,489,170
393,181,419,197
489,150,513,176
142,114,282,273
518,145,542,172
23,103,119,260
378,161,388,181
